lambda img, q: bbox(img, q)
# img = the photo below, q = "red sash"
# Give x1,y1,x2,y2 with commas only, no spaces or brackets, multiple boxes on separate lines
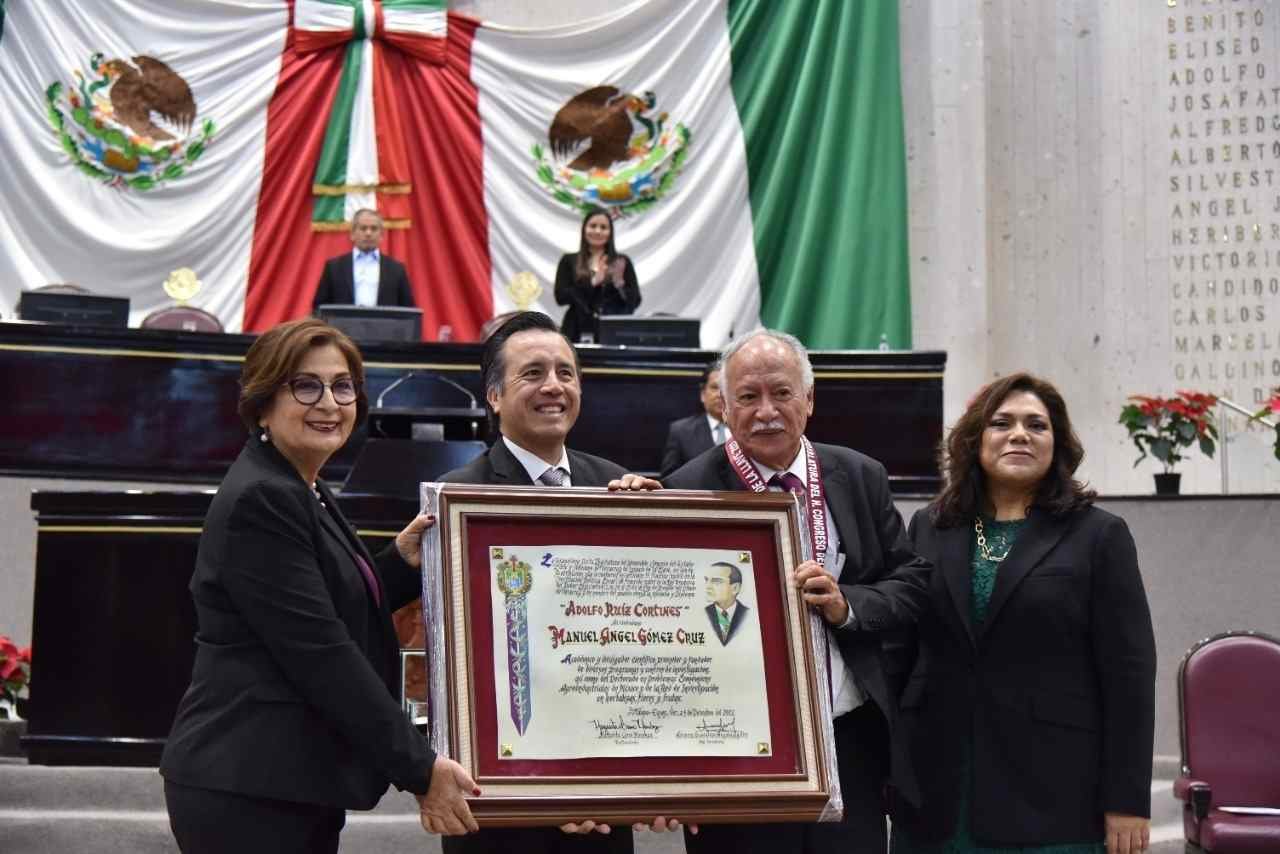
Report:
725,435,829,568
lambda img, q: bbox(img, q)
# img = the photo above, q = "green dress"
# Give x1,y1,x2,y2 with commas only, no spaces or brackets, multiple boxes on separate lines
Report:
890,517,1104,854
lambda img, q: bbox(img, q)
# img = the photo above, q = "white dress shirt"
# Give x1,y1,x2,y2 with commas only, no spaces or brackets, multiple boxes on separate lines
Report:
752,445,866,716
502,435,573,486
352,248,381,307
706,415,727,445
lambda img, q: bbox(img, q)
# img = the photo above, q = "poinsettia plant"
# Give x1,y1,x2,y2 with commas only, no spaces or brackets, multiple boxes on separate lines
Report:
1119,391,1219,472
0,635,32,717
1250,387,1280,461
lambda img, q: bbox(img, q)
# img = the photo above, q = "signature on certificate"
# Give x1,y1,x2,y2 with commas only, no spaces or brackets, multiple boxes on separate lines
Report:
696,713,742,736
590,715,662,739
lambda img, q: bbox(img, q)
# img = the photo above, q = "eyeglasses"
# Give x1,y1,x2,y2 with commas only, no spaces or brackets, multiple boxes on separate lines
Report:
284,375,359,406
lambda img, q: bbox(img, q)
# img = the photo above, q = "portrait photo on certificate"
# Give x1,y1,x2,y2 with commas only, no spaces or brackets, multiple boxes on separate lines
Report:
419,484,840,827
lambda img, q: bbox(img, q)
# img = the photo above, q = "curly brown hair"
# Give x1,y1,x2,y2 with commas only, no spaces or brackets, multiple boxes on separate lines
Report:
930,372,1095,526
237,318,368,434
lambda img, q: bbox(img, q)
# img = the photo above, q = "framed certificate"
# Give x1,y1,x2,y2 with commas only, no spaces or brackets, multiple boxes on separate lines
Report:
420,485,839,827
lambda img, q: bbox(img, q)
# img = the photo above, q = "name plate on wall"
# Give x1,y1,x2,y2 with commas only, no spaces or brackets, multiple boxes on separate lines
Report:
1164,3,1280,407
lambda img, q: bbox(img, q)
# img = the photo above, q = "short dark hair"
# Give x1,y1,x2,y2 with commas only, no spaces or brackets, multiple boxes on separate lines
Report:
710,562,742,586
700,362,720,387
930,372,1095,526
481,311,580,430
237,318,368,433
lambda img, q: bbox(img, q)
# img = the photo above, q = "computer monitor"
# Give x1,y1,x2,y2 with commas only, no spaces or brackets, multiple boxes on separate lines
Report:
316,305,422,343
597,315,701,348
18,291,130,328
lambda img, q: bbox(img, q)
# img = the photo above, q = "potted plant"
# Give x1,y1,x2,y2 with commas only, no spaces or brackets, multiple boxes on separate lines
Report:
1250,387,1280,461
1118,391,1219,495
0,635,31,756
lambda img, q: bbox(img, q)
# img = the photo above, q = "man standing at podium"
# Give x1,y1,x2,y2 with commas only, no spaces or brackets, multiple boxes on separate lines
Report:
313,209,416,309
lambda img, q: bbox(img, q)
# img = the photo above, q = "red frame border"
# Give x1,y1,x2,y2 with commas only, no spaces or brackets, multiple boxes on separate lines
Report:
462,516,802,780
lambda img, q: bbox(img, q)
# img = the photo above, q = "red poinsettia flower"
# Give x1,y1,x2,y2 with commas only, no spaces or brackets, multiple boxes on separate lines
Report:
1120,389,1221,472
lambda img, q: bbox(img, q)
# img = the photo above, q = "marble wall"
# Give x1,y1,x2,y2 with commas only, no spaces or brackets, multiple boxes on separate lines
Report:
457,0,1280,495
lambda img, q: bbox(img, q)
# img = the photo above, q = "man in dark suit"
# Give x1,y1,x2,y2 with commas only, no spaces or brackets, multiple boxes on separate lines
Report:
703,561,750,645
660,365,725,477
312,209,416,309
439,311,670,854
665,328,931,854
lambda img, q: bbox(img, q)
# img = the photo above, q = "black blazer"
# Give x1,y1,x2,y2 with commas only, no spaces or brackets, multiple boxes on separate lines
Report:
894,506,1156,846
553,252,640,342
705,602,750,646
660,414,715,477
441,437,626,487
313,252,416,309
160,438,434,810
665,442,930,742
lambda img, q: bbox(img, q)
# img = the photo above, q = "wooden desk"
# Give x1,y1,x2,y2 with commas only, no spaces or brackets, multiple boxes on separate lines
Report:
0,322,945,492
12,323,945,765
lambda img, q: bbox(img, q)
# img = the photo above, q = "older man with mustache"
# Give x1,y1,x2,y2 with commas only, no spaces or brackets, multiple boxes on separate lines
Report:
664,329,931,854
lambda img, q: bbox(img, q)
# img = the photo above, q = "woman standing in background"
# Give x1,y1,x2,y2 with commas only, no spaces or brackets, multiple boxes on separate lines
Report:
554,206,640,343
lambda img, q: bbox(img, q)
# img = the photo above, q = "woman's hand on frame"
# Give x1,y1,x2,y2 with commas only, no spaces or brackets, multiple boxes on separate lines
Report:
418,756,480,836
395,513,436,569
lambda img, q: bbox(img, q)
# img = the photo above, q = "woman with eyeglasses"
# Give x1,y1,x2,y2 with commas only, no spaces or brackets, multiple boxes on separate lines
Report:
160,319,479,853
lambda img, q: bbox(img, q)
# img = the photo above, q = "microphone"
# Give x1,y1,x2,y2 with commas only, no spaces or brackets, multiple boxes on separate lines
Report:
376,371,416,409
373,371,482,440
376,371,478,411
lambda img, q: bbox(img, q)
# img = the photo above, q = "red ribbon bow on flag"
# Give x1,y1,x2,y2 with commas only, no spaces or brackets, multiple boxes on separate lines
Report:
293,0,446,230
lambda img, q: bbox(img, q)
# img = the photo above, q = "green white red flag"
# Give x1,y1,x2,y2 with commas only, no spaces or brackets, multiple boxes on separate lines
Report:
0,0,910,348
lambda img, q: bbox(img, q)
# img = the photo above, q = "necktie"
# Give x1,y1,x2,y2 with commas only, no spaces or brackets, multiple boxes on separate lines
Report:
770,471,805,497
538,466,568,487
353,554,382,608
717,608,731,636
713,422,726,445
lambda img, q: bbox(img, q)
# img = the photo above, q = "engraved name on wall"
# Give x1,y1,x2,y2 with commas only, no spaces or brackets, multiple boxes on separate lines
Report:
1166,0,1280,406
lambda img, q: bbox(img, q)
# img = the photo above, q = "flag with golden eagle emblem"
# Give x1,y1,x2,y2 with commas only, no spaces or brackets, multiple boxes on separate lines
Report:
0,0,909,348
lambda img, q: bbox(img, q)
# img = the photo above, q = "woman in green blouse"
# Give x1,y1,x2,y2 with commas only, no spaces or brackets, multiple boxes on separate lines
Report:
891,373,1156,854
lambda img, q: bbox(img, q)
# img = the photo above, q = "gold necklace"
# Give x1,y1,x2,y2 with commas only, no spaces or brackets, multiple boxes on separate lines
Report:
974,517,1010,562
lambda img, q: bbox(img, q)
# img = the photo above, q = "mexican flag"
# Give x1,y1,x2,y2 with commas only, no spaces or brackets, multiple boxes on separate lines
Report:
0,0,909,349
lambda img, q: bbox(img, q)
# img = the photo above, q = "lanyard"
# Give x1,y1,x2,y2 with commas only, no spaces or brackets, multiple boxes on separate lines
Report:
725,435,829,569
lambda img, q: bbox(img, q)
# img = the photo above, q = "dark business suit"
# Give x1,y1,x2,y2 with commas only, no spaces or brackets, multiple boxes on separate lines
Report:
660,414,716,477
160,438,434,850
893,506,1156,847
704,602,750,646
441,436,632,854
666,441,930,854
553,253,640,343
313,251,416,309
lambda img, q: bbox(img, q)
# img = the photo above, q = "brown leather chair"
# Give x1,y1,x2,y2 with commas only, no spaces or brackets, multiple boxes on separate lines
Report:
1174,630,1280,852
140,305,224,333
